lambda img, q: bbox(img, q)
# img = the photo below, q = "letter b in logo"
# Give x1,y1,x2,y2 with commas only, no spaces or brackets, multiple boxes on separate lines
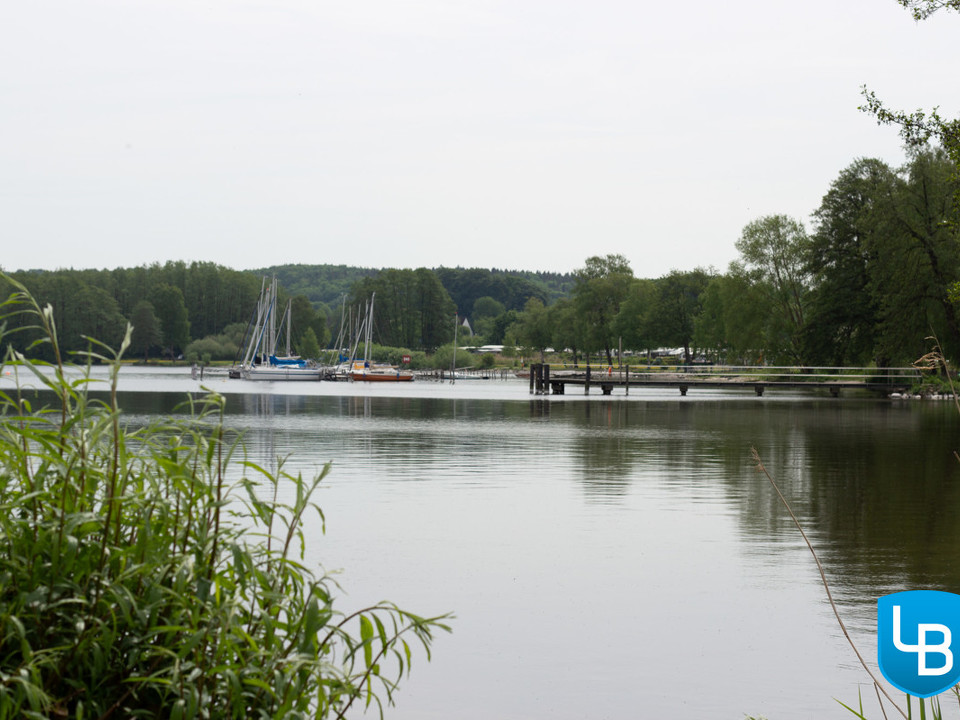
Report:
879,591,960,697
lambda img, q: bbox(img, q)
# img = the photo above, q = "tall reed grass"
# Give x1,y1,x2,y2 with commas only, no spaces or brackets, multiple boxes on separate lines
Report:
0,274,450,719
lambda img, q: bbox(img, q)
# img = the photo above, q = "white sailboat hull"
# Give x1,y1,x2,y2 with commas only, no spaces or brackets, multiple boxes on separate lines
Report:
242,365,323,381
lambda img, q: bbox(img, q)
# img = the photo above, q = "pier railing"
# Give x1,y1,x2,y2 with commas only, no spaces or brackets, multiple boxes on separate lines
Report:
528,364,923,396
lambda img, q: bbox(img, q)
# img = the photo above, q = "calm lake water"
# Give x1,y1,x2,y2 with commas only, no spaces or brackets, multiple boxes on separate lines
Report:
5,365,959,719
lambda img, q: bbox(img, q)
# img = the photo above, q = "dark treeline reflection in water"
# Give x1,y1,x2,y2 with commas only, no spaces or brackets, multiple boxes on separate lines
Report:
59,386,960,718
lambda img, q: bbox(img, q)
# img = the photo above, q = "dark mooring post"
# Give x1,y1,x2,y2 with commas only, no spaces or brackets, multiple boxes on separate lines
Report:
529,364,536,394
625,365,629,395
585,363,591,395
537,363,548,394
543,363,550,395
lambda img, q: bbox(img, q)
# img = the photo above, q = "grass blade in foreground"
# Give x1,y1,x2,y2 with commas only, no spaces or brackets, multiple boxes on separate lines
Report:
0,273,451,719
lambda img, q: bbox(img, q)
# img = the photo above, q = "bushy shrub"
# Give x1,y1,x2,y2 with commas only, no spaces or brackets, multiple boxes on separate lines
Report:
0,276,450,719
366,344,427,369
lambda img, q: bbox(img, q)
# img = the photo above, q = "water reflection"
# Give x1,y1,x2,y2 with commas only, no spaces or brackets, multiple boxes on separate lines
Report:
35,386,960,718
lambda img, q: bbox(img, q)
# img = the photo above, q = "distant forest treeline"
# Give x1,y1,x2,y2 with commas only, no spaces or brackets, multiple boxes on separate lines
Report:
252,263,575,310
0,262,575,362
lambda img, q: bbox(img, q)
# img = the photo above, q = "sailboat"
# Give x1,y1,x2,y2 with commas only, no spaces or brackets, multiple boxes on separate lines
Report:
239,277,323,381
348,293,414,382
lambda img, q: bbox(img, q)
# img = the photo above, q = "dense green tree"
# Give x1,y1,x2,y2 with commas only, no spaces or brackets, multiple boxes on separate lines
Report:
435,267,554,316
648,269,711,363
288,294,332,350
297,327,322,360
184,322,247,363
802,158,895,365
732,215,811,362
613,278,658,355
513,298,553,361
75,285,127,352
129,300,162,362
151,283,191,359
255,263,379,306
470,296,506,340
350,268,456,351
572,254,634,365
548,298,585,364
486,309,521,346
692,277,726,362
861,1,960,269
694,273,767,364
869,150,960,362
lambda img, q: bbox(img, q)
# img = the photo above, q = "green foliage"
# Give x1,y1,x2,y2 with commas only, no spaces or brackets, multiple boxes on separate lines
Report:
548,297,585,364
350,269,456,351
732,215,811,362
184,322,247,363
2,262,262,362
895,0,960,19
289,295,331,351
150,283,192,359
573,254,634,364
362,343,427,369
648,269,712,363
428,343,456,371
297,327,322,360
472,296,505,320
803,158,893,365
612,278,657,354
130,299,163,361
0,276,450,719
253,264,380,307
511,298,553,361
854,0,960,368
470,296,506,339
694,273,766,364
434,267,562,317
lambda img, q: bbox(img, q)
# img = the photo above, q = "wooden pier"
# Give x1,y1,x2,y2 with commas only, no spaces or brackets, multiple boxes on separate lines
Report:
527,363,919,397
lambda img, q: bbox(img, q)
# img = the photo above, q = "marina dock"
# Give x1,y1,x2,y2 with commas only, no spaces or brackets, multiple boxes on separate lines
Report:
527,363,920,397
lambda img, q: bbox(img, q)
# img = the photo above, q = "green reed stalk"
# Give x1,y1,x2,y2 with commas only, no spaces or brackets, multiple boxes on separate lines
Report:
0,273,451,719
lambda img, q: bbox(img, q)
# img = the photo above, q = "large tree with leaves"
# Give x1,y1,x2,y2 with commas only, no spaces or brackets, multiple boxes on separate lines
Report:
648,269,712,364
613,278,658,355
151,283,191,360
802,158,896,366
731,215,812,363
861,1,960,212
869,150,960,362
350,268,456,351
572,254,635,365
693,273,767,364
129,300,162,362
512,297,553,362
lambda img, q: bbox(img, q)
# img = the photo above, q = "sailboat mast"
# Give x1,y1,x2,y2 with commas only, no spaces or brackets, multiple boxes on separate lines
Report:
365,292,375,362
285,300,292,357
451,312,458,383
242,276,268,367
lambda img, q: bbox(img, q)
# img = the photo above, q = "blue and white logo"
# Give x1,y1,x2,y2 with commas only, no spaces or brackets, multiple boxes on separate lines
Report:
878,590,960,698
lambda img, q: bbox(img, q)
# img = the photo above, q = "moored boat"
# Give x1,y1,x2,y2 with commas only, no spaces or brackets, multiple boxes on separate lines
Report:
346,293,415,383
237,277,322,381
348,360,413,382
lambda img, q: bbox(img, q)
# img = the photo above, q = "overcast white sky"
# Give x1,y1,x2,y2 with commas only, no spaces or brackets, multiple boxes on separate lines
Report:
1,1,957,278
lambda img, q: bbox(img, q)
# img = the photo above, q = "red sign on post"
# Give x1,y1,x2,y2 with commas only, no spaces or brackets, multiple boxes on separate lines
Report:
402,354,411,364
